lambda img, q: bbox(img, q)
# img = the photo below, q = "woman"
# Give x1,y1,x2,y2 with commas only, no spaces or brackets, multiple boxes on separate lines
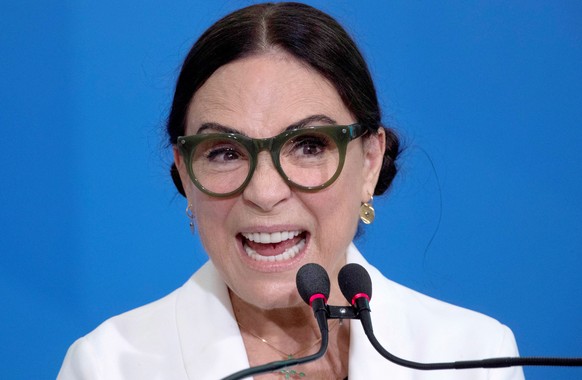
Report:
59,3,524,379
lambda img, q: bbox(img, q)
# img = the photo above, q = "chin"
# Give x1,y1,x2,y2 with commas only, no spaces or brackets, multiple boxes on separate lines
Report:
231,278,306,311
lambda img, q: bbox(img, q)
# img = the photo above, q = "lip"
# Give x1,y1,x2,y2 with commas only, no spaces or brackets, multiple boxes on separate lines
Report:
236,226,310,272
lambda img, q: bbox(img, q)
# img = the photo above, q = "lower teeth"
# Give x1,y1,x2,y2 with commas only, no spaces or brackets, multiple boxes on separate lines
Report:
244,239,305,262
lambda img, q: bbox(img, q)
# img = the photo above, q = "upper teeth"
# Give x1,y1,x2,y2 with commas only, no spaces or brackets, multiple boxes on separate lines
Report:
242,230,302,244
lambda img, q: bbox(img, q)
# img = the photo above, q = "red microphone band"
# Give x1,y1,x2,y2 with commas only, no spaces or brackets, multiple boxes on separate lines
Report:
309,293,327,307
351,292,371,306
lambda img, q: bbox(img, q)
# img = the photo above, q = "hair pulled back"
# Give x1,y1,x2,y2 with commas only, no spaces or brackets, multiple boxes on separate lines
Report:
167,2,400,197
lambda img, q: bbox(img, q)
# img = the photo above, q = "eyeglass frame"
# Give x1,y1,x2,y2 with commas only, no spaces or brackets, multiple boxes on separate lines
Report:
176,123,367,198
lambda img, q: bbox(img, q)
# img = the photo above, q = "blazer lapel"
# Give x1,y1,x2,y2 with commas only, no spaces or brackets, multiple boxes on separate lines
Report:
175,262,251,380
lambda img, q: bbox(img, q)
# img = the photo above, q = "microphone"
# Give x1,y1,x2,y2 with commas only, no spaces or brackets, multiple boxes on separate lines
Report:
296,262,330,331
338,263,373,332
338,263,582,370
295,263,331,364
221,264,330,380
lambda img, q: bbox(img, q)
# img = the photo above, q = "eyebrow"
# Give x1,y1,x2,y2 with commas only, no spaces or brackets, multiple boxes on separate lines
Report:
196,122,238,135
195,114,338,136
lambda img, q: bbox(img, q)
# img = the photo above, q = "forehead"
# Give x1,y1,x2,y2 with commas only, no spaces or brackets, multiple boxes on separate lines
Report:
185,52,353,136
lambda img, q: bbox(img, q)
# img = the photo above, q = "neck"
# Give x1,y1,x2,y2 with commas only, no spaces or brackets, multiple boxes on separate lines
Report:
230,289,320,350
230,289,350,379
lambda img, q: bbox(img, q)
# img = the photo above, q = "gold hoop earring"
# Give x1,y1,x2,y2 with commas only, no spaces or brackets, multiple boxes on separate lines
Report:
360,196,375,224
185,204,195,234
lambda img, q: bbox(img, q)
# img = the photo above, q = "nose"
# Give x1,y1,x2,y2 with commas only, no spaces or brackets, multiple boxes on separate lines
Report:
241,151,291,211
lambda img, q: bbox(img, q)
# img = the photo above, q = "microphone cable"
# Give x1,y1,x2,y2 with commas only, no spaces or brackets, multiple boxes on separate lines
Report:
338,263,582,370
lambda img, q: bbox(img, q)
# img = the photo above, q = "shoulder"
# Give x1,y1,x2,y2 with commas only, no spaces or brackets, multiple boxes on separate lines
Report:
375,270,517,357
58,288,184,380
58,262,217,380
347,245,524,378
348,245,520,359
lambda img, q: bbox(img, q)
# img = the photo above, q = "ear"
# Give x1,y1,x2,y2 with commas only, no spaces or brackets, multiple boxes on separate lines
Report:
173,146,183,169
173,146,192,197
361,128,386,201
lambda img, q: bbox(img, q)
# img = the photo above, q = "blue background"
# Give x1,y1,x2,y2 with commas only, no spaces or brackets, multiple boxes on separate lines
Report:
1,1,580,379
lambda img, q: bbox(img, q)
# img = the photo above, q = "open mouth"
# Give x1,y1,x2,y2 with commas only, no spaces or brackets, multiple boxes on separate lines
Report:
240,230,307,262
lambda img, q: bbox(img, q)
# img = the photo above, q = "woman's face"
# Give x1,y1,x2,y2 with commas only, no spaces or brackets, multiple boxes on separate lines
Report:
174,51,385,309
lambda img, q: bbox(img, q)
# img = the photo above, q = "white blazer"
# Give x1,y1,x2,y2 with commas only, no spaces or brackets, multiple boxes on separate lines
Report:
58,244,524,379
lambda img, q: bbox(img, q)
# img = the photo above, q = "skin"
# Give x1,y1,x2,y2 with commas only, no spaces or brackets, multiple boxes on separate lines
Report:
174,50,385,377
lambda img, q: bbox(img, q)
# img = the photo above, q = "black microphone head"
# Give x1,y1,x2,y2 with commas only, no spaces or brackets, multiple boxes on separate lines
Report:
338,263,372,304
296,263,330,305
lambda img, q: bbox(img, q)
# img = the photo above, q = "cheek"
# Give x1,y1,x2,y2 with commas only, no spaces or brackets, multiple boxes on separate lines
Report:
315,151,367,227
187,189,236,246
191,197,240,271
334,150,367,204
307,172,363,236
191,195,232,228
317,186,360,218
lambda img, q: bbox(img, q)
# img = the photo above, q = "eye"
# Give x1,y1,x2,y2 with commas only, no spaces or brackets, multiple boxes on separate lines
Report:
287,134,332,157
194,138,249,166
206,145,244,162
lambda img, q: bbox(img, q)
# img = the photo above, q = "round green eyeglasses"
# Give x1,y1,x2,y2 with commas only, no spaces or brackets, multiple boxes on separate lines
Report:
176,123,366,198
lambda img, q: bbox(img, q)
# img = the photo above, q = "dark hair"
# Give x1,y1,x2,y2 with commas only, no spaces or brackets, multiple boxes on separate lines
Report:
167,2,400,197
